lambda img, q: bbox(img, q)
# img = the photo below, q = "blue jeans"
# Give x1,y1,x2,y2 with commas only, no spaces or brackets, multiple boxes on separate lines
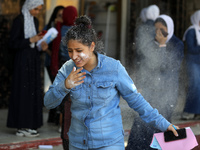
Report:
69,137,125,150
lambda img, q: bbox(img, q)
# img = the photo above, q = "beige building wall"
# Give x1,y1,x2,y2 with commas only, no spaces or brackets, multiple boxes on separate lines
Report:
45,0,79,24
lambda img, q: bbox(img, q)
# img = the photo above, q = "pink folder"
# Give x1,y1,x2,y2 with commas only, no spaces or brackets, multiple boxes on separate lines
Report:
150,127,198,150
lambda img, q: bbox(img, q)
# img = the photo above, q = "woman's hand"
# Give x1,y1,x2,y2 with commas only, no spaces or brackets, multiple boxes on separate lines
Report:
41,41,48,51
155,29,167,46
167,124,179,136
65,67,86,89
29,34,43,43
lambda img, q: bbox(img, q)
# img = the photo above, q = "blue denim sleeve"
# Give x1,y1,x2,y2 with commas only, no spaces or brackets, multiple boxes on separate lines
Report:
116,61,171,131
44,65,71,109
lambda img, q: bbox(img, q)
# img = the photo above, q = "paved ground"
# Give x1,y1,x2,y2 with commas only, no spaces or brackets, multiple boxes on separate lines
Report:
29,144,63,150
0,97,200,150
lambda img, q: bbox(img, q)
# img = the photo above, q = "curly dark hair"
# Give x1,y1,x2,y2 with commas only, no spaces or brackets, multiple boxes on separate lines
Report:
65,15,105,54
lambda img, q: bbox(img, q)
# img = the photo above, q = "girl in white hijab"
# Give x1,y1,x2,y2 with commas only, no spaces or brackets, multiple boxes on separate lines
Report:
158,15,174,42
183,10,200,45
22,0,44,48
146,5,160,21
181,10,200,120
7,0,48,138
127,14,184,150
154,14,174,47
140,7,147,23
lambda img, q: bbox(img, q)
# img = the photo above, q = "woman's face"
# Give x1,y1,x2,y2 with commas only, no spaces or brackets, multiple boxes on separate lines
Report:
68,40,95,68
155,22,168,37
57,9,63,19
29,5,43,17
55,9,64,23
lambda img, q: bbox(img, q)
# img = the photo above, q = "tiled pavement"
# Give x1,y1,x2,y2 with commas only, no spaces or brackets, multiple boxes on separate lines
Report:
0,100,200,150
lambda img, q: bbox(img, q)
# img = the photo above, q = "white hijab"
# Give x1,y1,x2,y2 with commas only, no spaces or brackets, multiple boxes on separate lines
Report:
183,10,200,46
140,8,147,23
21,0,43,39
157,14,174,43
146,5,160,21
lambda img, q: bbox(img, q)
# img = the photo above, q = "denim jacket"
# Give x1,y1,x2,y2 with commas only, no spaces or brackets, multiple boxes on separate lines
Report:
44,53,170,149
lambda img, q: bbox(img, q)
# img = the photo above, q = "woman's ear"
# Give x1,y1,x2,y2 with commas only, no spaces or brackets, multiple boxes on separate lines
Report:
91,42,95,52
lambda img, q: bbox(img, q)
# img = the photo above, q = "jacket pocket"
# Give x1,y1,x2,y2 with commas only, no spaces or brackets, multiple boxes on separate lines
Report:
96,81,113,99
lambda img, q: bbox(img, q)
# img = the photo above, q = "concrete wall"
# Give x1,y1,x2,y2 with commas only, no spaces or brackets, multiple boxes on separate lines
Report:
84,0,118,59
45,0,79,24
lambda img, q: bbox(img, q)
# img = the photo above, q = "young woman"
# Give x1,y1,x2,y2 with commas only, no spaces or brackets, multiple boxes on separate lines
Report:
133,5,160,74
182,10,200,120
44,15,178,150
7,0,48,137
44,5,65,83
127,15,184,150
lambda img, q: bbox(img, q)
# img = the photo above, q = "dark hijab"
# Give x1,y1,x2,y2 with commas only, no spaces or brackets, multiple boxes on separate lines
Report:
62,6,78,26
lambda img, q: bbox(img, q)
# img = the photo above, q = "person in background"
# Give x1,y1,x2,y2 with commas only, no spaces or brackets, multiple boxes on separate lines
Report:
146,5,160,22
140,4,160,42
182,10,200,120
133,5,160,76
135,4,160,44
139,7,147,23
7,0,48,137
44,15,179,150
44,5,65,125
126,14,184,150
44,5,64,82
59,6,78,66
50,6,77,77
